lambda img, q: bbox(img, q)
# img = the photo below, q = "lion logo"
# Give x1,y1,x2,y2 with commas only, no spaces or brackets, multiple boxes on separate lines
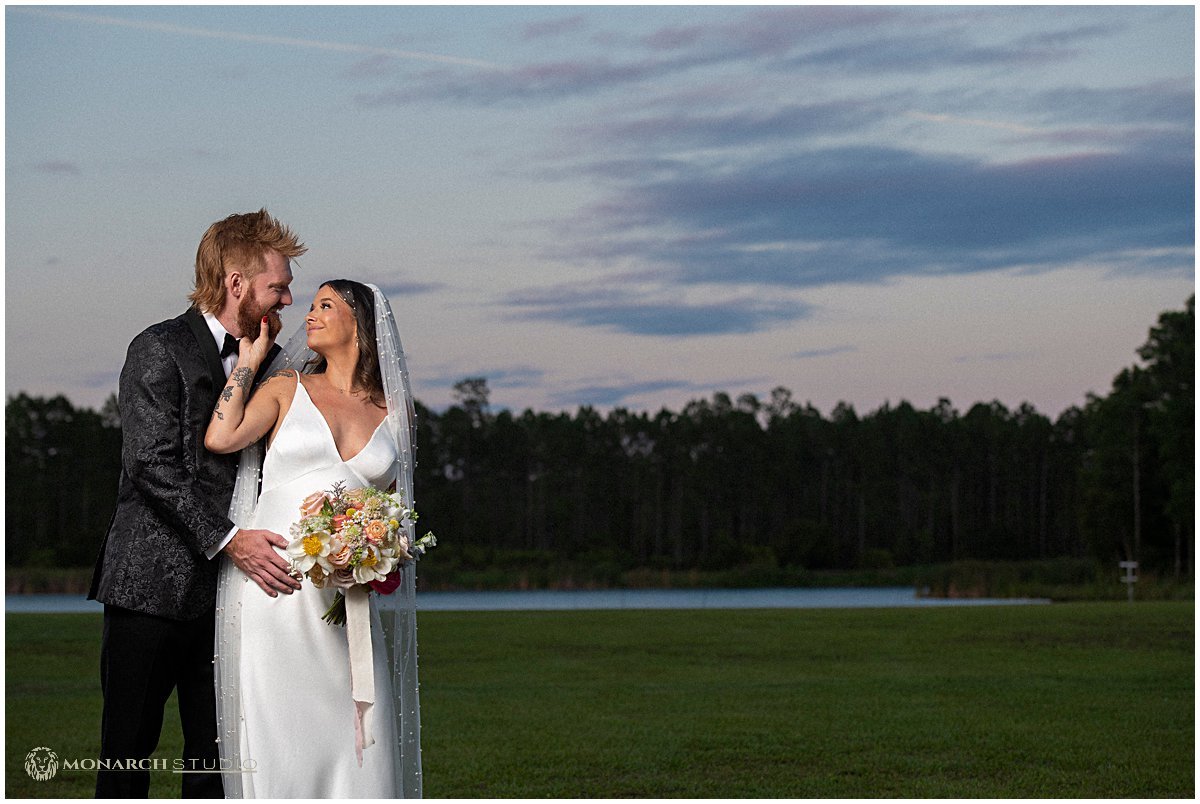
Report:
25,746,59,781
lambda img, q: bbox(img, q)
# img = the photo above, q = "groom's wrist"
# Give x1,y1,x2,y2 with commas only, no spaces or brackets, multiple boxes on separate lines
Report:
206,525,239,560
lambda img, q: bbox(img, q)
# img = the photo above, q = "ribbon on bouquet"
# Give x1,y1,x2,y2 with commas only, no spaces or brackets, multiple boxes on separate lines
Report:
345,585,376,766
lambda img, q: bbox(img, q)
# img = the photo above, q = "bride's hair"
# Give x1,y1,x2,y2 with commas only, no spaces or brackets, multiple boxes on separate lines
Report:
305,279,385,407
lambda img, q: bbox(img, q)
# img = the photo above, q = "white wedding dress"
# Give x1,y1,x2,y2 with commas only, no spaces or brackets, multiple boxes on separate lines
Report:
234,377,398,798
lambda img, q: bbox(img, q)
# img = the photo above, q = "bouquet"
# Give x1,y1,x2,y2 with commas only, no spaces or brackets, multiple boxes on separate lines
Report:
286,481,436,625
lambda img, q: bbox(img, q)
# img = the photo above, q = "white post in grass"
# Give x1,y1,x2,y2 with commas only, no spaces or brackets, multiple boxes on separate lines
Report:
1119,561,1138,603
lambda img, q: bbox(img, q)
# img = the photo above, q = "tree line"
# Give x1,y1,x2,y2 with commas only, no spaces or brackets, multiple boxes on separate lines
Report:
7,297,1192,579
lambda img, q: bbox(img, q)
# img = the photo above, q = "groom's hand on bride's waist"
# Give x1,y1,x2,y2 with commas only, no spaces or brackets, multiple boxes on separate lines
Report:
225,528,303,596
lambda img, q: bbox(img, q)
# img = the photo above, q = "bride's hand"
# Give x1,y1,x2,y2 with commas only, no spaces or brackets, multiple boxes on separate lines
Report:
238,315,276,368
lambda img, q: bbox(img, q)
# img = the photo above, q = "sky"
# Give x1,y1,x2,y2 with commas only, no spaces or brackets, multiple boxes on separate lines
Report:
5,4,1194,419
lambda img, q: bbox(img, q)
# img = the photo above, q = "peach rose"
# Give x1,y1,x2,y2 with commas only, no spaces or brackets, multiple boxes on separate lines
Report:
300,491,330,517
328,540,353,568
329,567,356,589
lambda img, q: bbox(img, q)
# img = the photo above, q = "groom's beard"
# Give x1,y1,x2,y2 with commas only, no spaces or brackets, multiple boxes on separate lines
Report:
236,286,283,342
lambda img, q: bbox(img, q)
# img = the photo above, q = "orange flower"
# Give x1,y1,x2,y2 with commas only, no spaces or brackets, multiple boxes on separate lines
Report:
365,520,388,544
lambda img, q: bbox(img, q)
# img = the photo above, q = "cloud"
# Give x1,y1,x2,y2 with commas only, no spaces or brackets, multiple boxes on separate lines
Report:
905,80,1193,144
551,54,1191,165
355,7,1128,109
554,145,1193,288
357,52,715,106
905,111,1040,135
793,345,857,359
339,54,396,80
482,366,546,390
1016,126,1193,154
504,285,813,336
356,7,919,108
640,24,708,52
953,351,1037,364
522,14,587,40
1032,80,1194,127
574,99,891,149
788,31,1068,74
777,13,1116,74
903,81,1193,153
1091,247,1196,279
350,7,1180,113
422,365,545,391
81,370,121,390
639,6,903,57
546,379,695,408
15,8,500,69
545,373,772,408
34,160,81,175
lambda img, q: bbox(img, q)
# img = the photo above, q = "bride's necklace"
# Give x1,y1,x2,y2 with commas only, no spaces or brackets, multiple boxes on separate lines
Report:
322,369,359,397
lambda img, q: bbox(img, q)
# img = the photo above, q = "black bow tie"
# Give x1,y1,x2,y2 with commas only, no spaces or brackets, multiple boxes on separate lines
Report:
220,333,240,359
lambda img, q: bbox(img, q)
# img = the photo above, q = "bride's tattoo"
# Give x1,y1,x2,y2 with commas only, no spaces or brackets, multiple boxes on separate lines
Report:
212,368,255,422
262,369,292,384
231,366,253,393
213,385,233,420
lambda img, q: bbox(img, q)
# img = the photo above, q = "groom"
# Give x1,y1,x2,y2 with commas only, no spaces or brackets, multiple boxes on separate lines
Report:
89,209,306,797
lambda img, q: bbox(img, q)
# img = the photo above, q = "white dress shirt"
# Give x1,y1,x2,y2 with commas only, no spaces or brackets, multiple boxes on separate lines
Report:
203,311,240,377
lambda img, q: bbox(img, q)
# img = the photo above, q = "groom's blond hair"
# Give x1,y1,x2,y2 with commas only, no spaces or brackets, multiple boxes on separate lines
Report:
190,209,306,315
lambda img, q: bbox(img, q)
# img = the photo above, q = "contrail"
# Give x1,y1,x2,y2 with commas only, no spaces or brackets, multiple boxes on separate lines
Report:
905,111,1039,135
14,7,502,70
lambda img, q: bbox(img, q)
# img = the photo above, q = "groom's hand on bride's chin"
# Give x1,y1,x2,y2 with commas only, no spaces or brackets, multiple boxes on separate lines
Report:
225,528,303,596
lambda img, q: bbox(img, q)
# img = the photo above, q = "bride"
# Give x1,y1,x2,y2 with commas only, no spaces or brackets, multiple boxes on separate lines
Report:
205,280,422,798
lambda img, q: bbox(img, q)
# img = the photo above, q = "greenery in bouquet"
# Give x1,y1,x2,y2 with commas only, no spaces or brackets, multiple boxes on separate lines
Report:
286,481,436,625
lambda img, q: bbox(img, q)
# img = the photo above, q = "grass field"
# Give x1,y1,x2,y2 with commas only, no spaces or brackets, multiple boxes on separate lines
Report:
6,602,1193,798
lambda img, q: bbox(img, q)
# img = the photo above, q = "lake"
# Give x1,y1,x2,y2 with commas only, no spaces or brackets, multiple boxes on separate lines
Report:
6,587,1049,613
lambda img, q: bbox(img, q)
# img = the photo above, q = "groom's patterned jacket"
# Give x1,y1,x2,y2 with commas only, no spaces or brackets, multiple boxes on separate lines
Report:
89,307,275,620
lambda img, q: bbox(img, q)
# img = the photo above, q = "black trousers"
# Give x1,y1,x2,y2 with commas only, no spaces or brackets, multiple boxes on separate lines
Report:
96,605,224,798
